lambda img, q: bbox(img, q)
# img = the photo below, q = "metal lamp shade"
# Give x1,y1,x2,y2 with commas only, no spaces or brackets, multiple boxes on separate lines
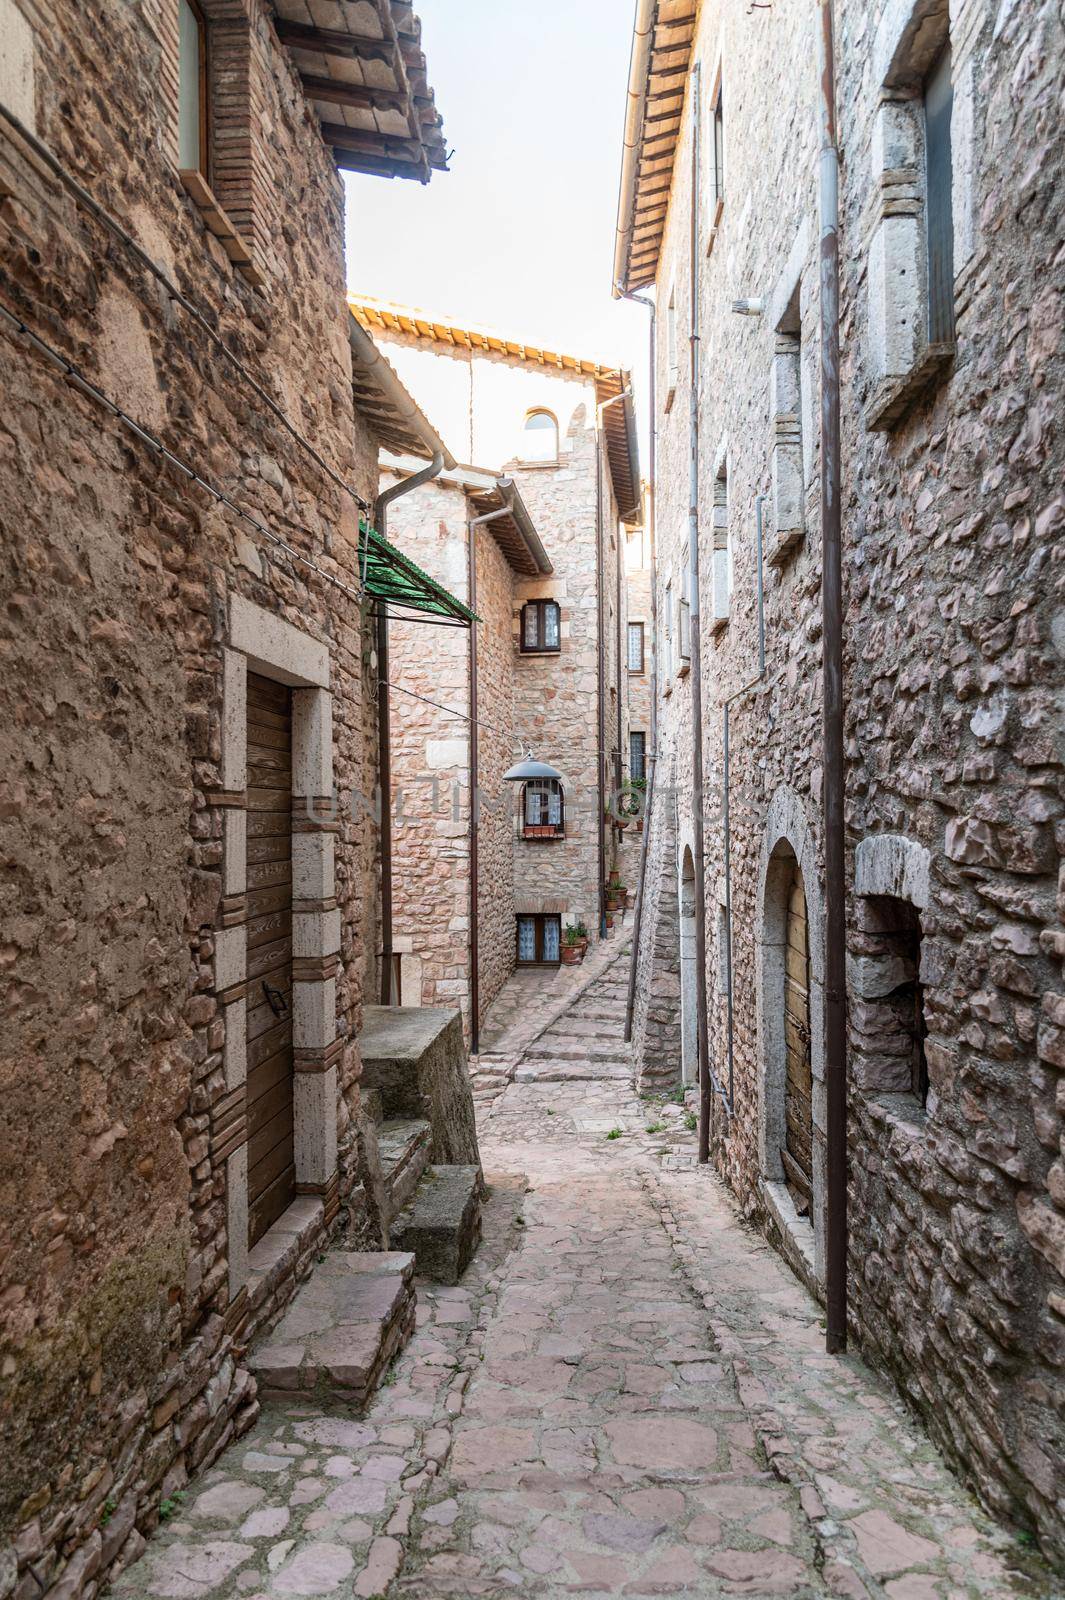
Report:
502,755,564,783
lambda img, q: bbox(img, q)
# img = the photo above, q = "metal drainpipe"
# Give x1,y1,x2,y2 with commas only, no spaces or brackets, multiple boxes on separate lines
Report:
595,433,607,939
687,60,714,1166
464,502,514,1053
596,389,633,877
374,451,445,1006
818,0,848,1356
722,494,767,1111
622,291,657,1045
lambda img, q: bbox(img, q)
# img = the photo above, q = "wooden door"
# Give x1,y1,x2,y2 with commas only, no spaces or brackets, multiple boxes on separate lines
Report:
782,862,813,1213
245,673,295,1245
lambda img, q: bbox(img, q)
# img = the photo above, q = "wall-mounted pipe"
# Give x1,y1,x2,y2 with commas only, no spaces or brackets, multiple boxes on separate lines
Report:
686,59,714,1166
622,292,657,1046
721,493,767,1112
595,433,607,939
818,0,848,1357
375,451,445,1006
465,500,515,1055
598,389,633,835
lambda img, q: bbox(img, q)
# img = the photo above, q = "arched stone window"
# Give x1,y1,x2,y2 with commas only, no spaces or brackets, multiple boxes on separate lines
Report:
520,409,559,464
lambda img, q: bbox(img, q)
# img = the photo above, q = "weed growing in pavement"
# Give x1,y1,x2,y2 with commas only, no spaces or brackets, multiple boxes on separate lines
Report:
606,1128,623,1140
685,1112,697,1131
646,1122,666,1134
158,1492,186,1522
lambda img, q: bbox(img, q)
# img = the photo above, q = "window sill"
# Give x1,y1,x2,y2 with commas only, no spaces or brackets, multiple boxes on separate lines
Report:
710,614,729,639
767,526,805,570
663,382,677,414
675,658,690,677
178,169,265,289
705,196,724,256
517,647,561,658
521,829,566,842
864,340,955,432
627,667,645,675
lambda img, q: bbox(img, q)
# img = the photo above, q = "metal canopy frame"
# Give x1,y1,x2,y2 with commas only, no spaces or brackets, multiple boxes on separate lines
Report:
359,518,476,625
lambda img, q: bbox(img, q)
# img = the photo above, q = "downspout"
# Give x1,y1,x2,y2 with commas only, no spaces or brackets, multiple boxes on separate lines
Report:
597,390,633,843
622,292,657,1044
687,60,714,1166
595,433,607,939
464,501,518,1053
818,0,848,1355
375,450,445,1005
722,495,767,1110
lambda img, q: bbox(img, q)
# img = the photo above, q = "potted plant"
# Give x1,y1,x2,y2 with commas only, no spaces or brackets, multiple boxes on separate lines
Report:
605,880,626,914
561,924,586,965
571,920,589,956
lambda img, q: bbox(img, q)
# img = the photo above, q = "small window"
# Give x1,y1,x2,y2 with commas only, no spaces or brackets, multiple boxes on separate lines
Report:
629,731,646,782
627,621,645,673
516,913,562,965
663,579,673,678
178,0,209,177
712,464,730,626
521,778,565,840
856,896,929,1108
924,43,955,346
520,599,561,654
666,285,678,401
710,80,725,217
677,569,691,664
520,410,558,465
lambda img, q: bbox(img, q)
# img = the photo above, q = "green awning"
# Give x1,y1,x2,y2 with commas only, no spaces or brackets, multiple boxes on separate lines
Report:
358,519,477,626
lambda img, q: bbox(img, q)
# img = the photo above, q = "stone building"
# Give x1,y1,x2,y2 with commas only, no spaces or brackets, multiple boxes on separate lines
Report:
615,0,1064,1555
350,299,642,1046
0,1,456,1591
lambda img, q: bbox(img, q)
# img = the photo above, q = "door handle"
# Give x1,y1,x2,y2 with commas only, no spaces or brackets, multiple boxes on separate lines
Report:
263,981,289,1020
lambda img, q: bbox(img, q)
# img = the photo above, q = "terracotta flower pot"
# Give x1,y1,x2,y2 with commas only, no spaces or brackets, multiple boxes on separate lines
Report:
561,944,581,965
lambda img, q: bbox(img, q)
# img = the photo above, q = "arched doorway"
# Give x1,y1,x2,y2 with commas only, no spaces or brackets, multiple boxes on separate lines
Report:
679,847,697,1086
781,854,813,1213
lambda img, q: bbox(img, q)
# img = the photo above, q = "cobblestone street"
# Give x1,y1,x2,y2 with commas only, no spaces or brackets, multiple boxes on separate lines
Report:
112,943,1051,1599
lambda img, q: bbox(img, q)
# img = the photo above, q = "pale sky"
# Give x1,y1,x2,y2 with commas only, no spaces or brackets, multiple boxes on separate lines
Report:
341,0,648,393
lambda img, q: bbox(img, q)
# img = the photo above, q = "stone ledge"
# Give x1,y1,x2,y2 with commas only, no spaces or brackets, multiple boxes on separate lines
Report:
864,340,955,432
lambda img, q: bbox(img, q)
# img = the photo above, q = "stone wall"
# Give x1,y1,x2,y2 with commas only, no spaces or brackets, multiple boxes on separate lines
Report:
630,0,1064,1551
0,0,383,1588
473,518,517,1019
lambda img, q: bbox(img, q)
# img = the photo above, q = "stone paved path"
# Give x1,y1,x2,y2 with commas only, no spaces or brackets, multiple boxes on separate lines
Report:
115,947,1052,1599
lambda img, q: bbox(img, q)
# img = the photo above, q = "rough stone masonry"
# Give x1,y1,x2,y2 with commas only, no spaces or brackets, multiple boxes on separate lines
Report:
620,0,1065,1560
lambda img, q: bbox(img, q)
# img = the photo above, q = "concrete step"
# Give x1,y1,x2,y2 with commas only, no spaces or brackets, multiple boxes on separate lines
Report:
377,1117,432,1225
250,1251,415,1407
391,1165,482,1285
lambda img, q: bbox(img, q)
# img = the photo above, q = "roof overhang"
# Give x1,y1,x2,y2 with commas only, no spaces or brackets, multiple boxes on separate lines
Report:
359,517,476,626
381,454,553,577
612,0,697,297
348,311,456,466
597,378,641,524
272,1,448,183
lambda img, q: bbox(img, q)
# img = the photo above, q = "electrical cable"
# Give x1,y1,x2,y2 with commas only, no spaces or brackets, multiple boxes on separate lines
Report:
0,99,371,515
0,297,368,608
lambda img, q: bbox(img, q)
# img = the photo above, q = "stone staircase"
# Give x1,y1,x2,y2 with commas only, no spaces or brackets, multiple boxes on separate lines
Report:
248,1006,483,1407
516,965,633,1083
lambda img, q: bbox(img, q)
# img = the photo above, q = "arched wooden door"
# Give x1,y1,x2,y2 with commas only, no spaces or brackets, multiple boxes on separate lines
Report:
782,861,813,1213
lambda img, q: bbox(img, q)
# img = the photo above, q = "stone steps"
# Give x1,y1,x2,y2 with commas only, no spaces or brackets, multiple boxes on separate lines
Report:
515,1060,632,1083
249,1251,416,1407
377,1117,432,1225
542,1015,626,1039
533,1036,632,1062
391,1165,482,1285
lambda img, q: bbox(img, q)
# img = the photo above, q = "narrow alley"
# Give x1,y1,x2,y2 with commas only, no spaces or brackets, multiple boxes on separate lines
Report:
115,943,1048,1599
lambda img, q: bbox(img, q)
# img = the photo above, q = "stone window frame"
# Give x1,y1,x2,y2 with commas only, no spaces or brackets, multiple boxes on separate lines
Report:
705,52,725,254
517,408,560,468
710,436,730,636
520,777,566,841
864,0,963,430
755,785,826,1291
218,593,340,1310
766,221,812,570
664,280,678,412
852,832,933,1127
627,619,645,674
158,0,267,288
519,598,562,655
515,911,562,967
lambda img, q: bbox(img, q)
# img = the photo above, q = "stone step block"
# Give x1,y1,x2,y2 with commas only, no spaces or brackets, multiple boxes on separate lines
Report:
391,1165,482,1285
377,1117,432,1224
515,1061,632,1083
533,1037,632,1062
541,1016,625,1039
249,1251,415,1407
